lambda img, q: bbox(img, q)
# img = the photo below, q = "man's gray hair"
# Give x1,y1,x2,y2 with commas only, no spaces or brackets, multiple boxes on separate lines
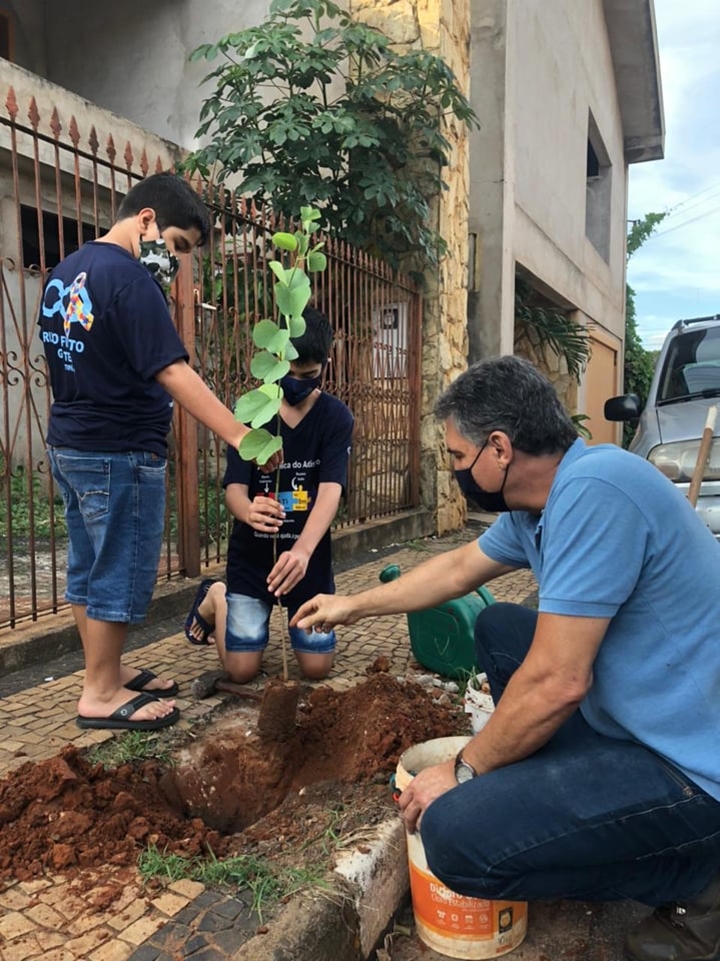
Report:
435,356,578,455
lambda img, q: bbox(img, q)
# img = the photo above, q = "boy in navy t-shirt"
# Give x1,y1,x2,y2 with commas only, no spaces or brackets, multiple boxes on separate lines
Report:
39,173,279,732
185,307,354,682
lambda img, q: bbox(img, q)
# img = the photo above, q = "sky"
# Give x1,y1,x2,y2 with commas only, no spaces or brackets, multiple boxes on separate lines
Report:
626,0,720,349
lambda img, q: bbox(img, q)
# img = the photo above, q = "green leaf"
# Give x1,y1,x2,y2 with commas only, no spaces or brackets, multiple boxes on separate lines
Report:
289,315,307,338
272,231,299,252
238,428,283,464
307,250,327,272
285,341,299,361
251,351,290,382
275,279,311,320
268,261,287,284
252,319,291,354
234,386,281,426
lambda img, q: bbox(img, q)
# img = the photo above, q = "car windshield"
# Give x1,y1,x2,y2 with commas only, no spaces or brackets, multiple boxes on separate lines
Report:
657,326,720,404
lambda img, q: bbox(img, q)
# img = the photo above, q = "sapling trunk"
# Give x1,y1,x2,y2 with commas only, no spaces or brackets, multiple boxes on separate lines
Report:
272,430,290,683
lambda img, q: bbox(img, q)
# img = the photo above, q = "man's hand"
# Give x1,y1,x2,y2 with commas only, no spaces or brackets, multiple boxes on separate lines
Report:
268,547,310,597
246,495,285,533
290,594,360,632
397,759,457,833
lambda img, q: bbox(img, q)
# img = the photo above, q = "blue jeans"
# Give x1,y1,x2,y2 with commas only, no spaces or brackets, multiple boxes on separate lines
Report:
225,592,336,655
421,603,720,906
48,448,166,623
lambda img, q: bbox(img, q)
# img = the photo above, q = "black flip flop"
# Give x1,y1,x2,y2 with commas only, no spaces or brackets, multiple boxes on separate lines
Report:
76,693,180,731
184,578,217,645
125,668,179,698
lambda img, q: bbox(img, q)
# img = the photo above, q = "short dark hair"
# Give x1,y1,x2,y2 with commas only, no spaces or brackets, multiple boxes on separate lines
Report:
291,306,333,364
116,172,211,246
435,355,578,455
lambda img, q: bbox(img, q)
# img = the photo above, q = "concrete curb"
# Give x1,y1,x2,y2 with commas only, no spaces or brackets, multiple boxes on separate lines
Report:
230,818,409,961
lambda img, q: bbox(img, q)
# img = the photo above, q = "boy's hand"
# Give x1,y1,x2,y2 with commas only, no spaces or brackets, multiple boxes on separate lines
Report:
257,448,284,473
247,495,285,533
267,547,310,597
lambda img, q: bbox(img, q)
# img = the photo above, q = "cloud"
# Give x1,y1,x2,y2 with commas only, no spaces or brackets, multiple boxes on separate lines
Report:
627,0,720,346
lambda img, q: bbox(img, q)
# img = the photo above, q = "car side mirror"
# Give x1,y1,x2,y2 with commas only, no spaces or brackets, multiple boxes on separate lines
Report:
604,394,641,421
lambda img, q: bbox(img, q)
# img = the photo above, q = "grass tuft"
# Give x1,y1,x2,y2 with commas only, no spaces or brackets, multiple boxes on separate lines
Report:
87,730,173,768
138,844,330,922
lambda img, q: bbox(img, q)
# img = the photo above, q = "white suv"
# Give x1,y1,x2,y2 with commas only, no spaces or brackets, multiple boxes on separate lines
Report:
605,315,720,540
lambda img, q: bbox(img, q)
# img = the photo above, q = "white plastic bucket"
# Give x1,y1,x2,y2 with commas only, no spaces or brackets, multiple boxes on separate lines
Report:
464,674,495,734
396,736,527,959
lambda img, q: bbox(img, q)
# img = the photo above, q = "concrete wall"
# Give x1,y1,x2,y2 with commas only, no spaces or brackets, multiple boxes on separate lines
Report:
468,0,628,364
41,0,268,149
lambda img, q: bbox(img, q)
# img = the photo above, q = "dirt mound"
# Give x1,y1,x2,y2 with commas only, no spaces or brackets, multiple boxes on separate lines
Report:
0,674,466,885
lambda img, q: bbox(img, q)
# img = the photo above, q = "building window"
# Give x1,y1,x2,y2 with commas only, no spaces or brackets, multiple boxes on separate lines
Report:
0,11,14,62
21,206,100,271
585,112,612,262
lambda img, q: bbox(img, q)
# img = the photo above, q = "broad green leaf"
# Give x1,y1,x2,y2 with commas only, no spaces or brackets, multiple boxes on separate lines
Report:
289,315,307,338
276,282,311,320
285,341,299,361
269,261,287,283
251,352,290,382
252,318,281,349
307,250,327,272
234,387,280,426
300,206,322,222
272,231,298,252
253,319,291,354
238,428,283,464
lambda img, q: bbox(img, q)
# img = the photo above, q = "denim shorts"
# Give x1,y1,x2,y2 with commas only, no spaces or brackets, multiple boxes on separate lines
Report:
48,448,166,624
226,591,336,655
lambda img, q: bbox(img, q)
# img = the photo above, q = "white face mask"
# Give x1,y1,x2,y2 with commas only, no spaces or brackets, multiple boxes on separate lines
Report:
138,236,181,288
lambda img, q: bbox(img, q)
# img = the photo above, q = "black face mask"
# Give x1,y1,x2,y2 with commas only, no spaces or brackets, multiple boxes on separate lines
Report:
279,372,322,406
454,440,511,513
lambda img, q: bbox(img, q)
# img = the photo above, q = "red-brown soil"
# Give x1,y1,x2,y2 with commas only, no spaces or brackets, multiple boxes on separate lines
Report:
0,673,468,888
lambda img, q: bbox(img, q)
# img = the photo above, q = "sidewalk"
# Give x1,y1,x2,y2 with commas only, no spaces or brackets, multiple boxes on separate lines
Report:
0,522,642,961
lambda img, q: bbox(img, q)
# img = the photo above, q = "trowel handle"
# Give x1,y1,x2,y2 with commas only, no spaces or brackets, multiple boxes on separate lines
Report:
688,405,717,508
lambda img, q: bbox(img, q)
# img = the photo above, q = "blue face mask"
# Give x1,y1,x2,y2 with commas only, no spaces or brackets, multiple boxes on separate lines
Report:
280,373,322,406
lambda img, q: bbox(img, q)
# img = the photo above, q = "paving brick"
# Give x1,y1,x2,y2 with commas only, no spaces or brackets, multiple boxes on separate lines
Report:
167,879,205,900
0,935,41,961
0,886,33,911
125,946,163,961
0,911,39,941
119,915,168,946
33,930,68,951
64,929,113,957
66,912,112,936
38,949,76,961
24,903,66,928
88,939,134,961
148,892,189,917
106,900,151,932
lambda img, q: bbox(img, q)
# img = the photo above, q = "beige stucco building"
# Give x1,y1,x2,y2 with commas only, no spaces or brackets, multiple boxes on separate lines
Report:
468,0,664,444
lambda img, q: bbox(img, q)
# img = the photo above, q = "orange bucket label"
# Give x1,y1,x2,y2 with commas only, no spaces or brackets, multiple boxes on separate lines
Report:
409,861,521,941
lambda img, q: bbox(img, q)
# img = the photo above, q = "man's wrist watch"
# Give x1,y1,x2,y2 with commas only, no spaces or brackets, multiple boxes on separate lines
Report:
454,749,478,784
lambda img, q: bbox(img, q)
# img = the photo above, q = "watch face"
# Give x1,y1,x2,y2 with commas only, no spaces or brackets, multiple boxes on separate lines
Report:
455,758,475,784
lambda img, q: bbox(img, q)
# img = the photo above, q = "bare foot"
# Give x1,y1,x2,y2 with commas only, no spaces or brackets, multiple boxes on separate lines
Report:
187,582,223,642
77,689,177,721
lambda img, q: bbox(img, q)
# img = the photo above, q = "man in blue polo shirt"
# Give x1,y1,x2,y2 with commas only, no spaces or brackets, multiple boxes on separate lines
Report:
292,355,720,961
